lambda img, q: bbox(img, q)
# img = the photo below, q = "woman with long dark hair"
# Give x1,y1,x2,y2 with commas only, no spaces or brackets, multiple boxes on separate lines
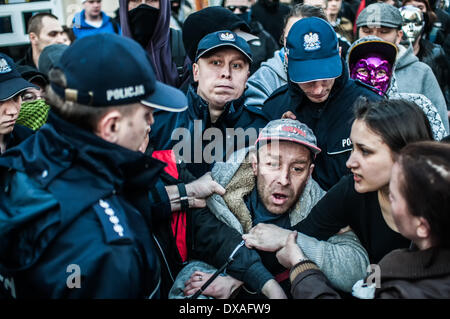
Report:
276,140,450,298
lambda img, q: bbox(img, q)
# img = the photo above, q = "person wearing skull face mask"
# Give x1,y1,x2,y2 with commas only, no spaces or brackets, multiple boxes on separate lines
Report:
401,5,426,45
400,4,450,108
119,0,190,89
347,35,447,141
402,0,450,49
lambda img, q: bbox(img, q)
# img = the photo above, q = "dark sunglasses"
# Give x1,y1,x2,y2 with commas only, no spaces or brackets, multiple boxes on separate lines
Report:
226,5,250,13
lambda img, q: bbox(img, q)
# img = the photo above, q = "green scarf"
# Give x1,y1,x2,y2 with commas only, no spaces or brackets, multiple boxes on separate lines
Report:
17,99,50,131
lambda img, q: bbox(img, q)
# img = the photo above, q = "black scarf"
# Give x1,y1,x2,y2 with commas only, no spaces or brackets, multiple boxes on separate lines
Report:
128,4,160,48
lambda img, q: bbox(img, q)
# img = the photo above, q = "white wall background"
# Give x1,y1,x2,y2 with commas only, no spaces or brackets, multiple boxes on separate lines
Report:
0,0,119,47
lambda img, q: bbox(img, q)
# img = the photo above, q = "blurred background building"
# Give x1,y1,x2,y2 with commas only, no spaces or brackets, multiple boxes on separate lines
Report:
0,0,119,59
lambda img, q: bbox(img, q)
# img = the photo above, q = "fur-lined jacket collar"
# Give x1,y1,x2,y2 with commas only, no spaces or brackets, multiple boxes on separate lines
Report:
206,147,325,234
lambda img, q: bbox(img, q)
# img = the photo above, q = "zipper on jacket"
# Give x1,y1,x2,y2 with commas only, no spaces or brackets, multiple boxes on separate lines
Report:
152,234,175,283
147,277,161,299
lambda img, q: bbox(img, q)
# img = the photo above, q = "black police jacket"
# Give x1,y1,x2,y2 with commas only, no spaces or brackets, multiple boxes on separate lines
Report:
262,61,383,191
4,124,33,151
0,112,165,298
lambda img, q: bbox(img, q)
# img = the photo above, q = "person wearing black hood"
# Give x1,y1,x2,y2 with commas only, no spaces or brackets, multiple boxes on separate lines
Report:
250,0,291,43
119,0,190,89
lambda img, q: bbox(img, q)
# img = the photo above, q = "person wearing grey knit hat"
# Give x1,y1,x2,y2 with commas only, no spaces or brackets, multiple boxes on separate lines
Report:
356,2,403,29
356,2,404,44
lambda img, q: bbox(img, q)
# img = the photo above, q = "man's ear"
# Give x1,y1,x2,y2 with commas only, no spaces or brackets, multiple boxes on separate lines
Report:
29,32,38,45
416,216,431,239
192,62,199,82
396,30,404,46
309,163,315,178
95,110,123,144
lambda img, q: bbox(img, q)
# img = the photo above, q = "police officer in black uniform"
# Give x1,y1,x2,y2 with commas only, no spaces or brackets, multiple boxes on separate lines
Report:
0,33,223,298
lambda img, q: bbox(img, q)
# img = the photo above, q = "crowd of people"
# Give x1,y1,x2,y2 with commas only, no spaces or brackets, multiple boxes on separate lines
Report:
0,0,449,299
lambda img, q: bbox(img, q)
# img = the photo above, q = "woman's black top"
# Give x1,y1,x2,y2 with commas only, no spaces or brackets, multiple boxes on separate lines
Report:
293,175,411,263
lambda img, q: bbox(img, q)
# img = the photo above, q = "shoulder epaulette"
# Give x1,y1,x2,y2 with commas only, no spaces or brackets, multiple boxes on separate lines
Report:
93,198,133,244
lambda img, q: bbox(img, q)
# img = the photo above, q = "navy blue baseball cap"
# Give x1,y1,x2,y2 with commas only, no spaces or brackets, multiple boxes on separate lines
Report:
286,17,342,83
38,43,69,77
0,53,38,101
195,30,253,63
51,33,187,112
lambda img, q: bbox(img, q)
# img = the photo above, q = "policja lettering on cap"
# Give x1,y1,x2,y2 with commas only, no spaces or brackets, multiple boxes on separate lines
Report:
106,84,146,102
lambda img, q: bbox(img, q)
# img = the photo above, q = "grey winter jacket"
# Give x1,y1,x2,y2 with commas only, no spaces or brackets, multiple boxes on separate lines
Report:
204,147,369,293
394,44,449,133
244,50,287,108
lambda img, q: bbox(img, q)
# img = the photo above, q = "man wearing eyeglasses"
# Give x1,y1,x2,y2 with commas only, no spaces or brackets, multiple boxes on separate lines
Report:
223,0,279,74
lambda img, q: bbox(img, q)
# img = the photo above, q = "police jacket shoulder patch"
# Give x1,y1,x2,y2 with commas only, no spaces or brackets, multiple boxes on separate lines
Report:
93,198,133,244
